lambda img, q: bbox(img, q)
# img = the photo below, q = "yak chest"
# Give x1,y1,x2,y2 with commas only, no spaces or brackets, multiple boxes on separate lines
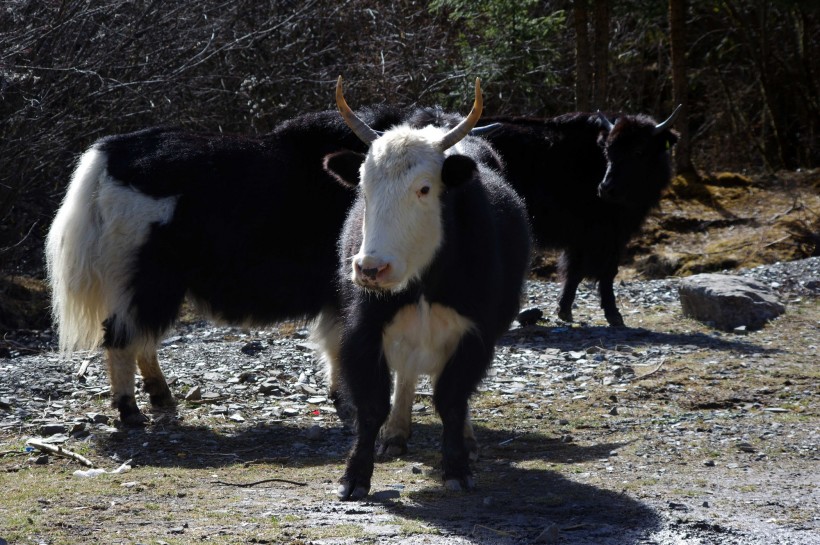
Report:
382,297,474,378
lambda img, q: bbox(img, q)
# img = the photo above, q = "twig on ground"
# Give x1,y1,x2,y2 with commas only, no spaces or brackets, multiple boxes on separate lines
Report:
25,438,94,467
212,477,307,487
632,359,666,381
472,524,517,537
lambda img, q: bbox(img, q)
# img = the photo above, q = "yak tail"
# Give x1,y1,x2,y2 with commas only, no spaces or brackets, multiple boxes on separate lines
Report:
46,148,109,353
45,147,113,353
45,145,179,354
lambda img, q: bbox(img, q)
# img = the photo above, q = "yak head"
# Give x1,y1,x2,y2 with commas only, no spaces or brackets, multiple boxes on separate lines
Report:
596,106,680,208
325,77,483,293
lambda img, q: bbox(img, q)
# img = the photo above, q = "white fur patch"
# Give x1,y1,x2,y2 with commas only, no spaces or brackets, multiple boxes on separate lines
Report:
380,298,475,440
45,147,178,353
382,297,475,379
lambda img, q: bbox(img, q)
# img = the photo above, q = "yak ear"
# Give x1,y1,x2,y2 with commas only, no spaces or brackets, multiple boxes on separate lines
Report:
323,150,365,188
441,155,478,188
663,129,679,150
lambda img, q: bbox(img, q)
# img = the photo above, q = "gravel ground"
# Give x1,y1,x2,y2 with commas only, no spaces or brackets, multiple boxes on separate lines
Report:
1,257,818,544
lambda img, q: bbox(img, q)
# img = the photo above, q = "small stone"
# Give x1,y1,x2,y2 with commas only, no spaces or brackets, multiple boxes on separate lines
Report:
702,501,710,508
411,465,422,474
516,307,543,326
733,325,748,335
534,524,560,544
228,412,245,422
560,434,573,443
305,425,323,440
184,385,202,401
240,340,265,356
703,460,716,467
40,423,66,436
737,442,756,453
609,406,618,416
258,381,281,395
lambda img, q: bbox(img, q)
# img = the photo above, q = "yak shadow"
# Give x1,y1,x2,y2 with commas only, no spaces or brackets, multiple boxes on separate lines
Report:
502,323,784,356
93,417,661,544
367,422,661,544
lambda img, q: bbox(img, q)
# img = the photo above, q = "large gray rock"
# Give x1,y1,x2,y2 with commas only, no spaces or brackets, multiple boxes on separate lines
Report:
678,273,785,331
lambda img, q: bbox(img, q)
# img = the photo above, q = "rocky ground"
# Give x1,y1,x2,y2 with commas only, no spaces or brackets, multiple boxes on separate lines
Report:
1,256,818,545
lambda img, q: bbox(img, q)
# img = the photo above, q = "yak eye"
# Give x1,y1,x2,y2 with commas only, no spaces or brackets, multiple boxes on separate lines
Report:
418,186,430,197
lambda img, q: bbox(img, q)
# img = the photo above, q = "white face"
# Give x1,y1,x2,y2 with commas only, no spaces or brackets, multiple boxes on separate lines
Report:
351,125,450,292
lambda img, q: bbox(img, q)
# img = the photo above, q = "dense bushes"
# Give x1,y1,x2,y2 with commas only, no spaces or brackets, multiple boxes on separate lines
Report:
1,0,817,275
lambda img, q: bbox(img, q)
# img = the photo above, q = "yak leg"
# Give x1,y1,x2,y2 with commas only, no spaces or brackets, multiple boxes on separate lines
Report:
338,325,392,501
137,350,175,408
432,336,491,491
379,371,417,457
312,309,355,426
599,269,625,327
463,410,479,461
557,251,583,322
106,346,148,426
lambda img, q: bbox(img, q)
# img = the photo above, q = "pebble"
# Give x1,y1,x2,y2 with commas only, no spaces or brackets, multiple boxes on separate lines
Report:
534,524,560,544
184,385,202,401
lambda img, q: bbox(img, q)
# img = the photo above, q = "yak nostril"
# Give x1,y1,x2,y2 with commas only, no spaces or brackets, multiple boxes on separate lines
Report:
361,267,379,280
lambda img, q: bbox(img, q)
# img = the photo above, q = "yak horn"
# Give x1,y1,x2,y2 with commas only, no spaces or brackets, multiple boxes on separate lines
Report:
439,78,483,151
597,110,615,131
336,76,379,145
653,104,682,134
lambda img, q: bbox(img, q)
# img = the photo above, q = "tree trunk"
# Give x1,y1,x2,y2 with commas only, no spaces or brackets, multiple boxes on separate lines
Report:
573,0,592,112
669,0,696,175
592,0,610,109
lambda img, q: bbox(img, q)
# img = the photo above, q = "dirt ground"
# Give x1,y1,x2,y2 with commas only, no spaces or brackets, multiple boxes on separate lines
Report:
0,170,818,545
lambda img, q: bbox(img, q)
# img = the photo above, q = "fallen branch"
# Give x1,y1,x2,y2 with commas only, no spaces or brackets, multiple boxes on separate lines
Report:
212,477,307,488
25,438,94,467
632,359,666,381
472,524,517,537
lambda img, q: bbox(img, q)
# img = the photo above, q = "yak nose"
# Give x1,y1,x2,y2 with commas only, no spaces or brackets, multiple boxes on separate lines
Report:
354,255,390,282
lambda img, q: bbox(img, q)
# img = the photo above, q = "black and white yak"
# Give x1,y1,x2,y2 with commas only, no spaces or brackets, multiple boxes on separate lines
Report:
410,107,680,326
44,105,412,425
323,78,531,500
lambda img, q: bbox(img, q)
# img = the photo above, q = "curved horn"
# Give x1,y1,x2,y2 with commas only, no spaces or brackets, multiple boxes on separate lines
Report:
438,78,483,151
470,122,502,135
336,76,379,145
653,104,682,135
597,110,615,131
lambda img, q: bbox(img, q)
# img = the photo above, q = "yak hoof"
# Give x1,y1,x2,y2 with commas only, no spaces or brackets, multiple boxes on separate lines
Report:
378,436,408,458
148,391,176,409
606,312,625,327
338,480,370,501
444,475,476,492
557,308,573,323
119,410,150,427
114,396,149,427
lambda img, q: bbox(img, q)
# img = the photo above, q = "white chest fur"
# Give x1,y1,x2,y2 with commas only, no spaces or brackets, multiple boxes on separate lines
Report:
382,297,475,378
